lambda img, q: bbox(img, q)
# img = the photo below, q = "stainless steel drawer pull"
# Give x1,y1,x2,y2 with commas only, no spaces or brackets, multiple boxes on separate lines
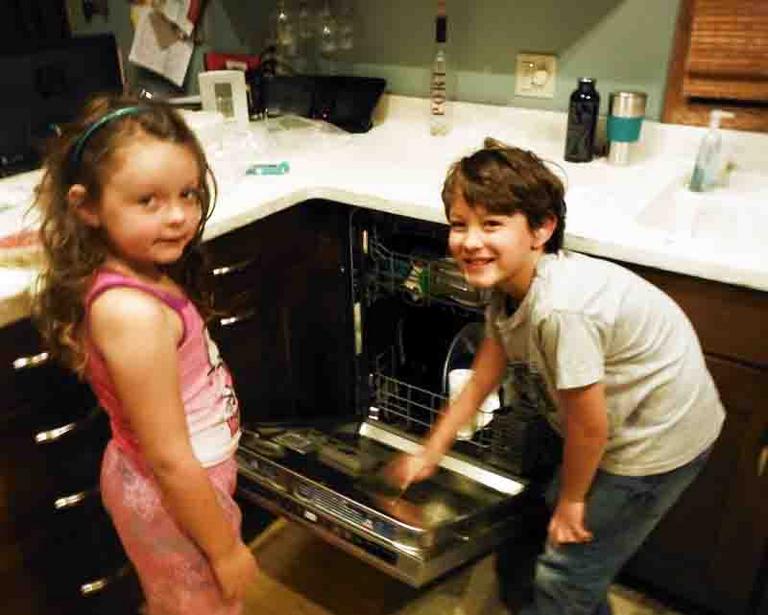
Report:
35,421,77,444
12,351,50,371
54,489,92,510
219,308,258,327
80,577,109,596
34,407,101,444
212,259,255,277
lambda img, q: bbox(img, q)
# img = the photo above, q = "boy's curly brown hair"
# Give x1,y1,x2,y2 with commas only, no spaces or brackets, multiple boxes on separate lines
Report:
441,137,566,253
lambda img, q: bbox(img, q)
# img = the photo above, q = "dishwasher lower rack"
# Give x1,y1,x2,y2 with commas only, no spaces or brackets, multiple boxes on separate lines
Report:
235,420,528,587
369,349,561,478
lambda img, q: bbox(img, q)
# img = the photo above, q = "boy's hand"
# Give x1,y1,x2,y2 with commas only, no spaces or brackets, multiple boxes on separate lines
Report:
383,451,438,490
547,499,593,546
211,540,259,603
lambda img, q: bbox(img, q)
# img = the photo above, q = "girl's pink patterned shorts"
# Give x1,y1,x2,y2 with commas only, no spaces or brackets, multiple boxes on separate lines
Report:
100,440,243,615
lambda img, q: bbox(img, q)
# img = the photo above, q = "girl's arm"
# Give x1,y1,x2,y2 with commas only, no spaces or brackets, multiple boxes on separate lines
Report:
389,336,508,486
549,381,608,545
90,288,256,601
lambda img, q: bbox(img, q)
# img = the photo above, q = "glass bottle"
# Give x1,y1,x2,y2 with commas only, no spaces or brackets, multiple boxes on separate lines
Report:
274,0,297,61
429,11,449,136
318,0,338,58
564,77,600,162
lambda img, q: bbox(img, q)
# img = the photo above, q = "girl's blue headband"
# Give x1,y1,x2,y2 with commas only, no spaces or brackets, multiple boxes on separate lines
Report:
69,106,147,173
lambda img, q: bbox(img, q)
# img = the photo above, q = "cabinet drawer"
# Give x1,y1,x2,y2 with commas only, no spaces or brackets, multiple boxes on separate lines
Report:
706,355,768,418
205,200,348,273
0,323,95,434
1,408,109,528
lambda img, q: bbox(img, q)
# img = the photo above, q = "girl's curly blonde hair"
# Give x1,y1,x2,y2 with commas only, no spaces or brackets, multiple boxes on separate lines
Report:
32,93,217,376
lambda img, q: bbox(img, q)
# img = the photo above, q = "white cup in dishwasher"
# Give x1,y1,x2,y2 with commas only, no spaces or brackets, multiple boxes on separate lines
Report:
448,368,500,440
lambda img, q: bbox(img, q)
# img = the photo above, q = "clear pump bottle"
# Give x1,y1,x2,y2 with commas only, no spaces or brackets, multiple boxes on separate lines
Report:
689,109,735,192
429,6,449,136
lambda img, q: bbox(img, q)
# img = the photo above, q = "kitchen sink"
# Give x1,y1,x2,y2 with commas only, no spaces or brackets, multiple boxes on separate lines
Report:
635,171,768,252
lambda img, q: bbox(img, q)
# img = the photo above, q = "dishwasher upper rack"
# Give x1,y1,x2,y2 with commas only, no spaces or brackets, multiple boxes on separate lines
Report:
359,229,491,313
368,348,556,476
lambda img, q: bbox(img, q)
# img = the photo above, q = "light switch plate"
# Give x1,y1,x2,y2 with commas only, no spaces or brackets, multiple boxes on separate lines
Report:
515,53,557,99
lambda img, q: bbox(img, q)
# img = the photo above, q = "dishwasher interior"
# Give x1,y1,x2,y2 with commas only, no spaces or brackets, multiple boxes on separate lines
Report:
235,207,560,587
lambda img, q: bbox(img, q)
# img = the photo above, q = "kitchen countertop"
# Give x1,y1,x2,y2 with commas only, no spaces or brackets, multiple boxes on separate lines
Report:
1,94,767,328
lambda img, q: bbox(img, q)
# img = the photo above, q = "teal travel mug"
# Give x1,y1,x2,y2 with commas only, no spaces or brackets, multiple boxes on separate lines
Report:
607,91,647,165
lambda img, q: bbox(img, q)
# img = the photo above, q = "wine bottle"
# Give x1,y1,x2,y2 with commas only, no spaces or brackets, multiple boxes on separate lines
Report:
430,4,449,136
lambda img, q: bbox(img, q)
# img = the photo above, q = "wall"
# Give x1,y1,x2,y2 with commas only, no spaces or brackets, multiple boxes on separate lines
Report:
341,0,680,120
69,0,680,120
67,0,273,97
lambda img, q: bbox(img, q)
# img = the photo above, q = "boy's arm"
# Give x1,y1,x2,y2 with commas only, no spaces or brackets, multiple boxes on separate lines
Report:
389,336,508,486
90,289,257,599
550,381,608,545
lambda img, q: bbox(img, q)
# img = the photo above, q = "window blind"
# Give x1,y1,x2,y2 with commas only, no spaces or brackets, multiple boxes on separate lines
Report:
683,0,768,102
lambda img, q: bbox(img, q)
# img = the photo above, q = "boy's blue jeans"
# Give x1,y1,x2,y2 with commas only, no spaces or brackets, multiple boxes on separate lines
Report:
517,447,712,615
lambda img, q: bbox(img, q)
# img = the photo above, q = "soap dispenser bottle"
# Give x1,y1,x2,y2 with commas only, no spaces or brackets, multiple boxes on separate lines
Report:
689,109,735,192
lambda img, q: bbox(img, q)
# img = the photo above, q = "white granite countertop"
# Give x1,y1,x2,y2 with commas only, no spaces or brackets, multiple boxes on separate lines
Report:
2,95,767,327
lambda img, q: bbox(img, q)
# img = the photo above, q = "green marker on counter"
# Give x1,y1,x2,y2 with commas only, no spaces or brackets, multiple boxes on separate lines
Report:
246,161,290,176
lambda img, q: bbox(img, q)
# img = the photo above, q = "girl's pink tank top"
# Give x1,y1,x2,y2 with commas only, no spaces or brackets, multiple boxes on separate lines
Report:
84,270,241,470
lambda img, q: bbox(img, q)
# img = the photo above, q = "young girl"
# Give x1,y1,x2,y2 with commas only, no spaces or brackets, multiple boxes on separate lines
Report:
33,95,258,615
388,139,724,614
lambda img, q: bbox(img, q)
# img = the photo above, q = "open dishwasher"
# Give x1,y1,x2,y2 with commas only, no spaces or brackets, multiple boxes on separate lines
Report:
235,206,559,587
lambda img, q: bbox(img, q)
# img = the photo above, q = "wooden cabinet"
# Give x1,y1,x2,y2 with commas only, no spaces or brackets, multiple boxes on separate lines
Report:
204,200,356,539
0,319,142,615
620,262,767,615
205,199,356,427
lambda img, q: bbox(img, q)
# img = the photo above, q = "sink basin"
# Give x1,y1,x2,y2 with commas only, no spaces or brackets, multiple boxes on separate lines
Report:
635,171,768,252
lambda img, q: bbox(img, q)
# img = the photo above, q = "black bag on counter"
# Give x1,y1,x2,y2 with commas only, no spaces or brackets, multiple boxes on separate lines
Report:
247,72,386,134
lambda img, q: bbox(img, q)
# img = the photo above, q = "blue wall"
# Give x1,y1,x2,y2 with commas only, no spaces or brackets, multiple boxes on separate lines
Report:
70,0,680,120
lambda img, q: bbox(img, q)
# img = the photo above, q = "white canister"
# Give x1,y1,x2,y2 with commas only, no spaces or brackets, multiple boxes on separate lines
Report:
448,368,500,440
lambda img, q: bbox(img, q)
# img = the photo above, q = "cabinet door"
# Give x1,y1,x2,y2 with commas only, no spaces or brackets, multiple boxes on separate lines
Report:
624,356,767,615
704,357,767,613
206,200,356,426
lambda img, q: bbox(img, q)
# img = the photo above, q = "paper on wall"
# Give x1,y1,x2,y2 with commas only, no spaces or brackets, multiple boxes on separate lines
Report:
157,0,202,38
128,7,194,88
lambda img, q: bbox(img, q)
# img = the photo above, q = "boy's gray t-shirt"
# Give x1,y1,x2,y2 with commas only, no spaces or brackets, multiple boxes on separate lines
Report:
486,250,724,476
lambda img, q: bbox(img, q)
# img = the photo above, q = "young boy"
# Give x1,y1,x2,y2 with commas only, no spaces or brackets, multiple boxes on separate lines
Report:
388,139,724,614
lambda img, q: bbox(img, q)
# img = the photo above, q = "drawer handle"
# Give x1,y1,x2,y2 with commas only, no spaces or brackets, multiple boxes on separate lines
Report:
219,308,258,328
35,421,77,444
80,577,109,596
54,489,95,510
12,351,50,371
79,563,131,597
759,445,767,478
212,259,255,277
34,407,101,444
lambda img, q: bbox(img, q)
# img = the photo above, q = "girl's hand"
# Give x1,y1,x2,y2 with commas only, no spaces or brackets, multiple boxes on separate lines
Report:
211,540,259,603
383,451,438,490
547,499,593,546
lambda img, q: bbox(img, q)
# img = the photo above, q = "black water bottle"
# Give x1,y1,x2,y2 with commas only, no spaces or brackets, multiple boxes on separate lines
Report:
564,77,600,162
